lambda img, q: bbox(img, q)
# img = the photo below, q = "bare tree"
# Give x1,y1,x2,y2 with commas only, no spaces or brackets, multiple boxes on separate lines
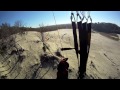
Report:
39,23,49,32
14,20,24,28
0,22,11,39
14,20,26,35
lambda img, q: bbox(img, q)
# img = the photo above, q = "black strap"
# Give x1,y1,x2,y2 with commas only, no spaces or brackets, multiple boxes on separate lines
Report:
60,48,75,51
71,21,79,59
77,22,92,79
77,22,88,79
77,21,82,48
86,23,92,58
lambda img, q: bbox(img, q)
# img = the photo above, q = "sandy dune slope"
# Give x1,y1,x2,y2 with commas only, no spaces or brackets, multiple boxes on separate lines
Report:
0,29,120,79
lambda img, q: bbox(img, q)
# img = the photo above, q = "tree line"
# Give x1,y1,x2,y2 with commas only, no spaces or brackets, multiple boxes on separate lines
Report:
1,21,120,39
92,22,120,34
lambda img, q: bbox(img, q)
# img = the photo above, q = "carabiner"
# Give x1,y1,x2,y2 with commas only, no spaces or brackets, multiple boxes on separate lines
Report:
76,11,82,22
80,11,88,22
71,11,76,22
87,11,92,23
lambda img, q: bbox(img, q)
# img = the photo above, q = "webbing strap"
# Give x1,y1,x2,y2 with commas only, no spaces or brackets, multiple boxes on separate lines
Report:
71,21,79,59
78,22,88,79
87,23,91,58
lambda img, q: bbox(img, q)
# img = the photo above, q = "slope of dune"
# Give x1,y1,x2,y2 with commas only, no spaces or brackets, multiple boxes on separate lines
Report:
0,29,120,79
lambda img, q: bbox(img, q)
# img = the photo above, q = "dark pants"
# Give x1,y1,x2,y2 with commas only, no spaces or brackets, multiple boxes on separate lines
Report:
57,71,68,79
57,60,69,79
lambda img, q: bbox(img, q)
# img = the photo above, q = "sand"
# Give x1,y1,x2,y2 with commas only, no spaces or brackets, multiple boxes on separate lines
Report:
0,29,120,79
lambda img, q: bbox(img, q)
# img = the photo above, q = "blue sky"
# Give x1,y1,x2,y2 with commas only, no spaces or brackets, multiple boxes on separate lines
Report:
0,11,120,28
